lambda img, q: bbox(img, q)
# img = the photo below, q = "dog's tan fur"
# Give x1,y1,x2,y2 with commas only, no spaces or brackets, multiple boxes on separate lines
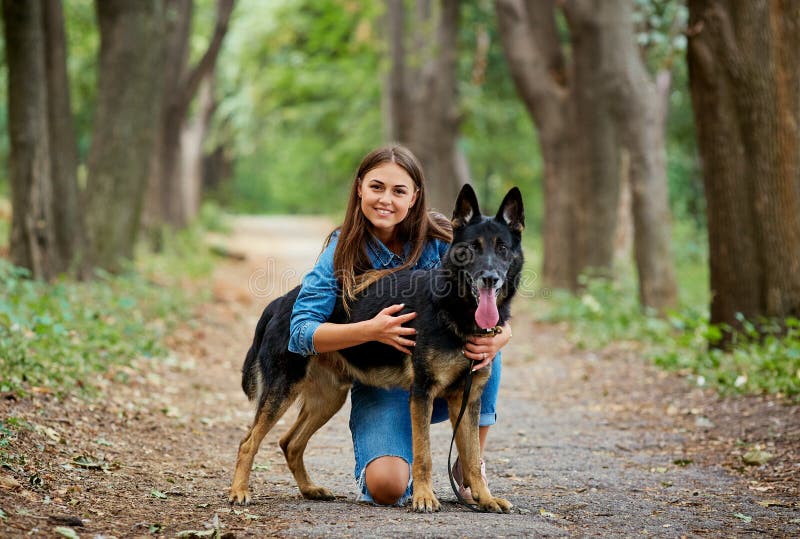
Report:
228,348,511,512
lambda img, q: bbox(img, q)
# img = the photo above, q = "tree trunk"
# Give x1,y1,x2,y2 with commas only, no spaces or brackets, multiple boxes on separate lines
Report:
384,0,467,214
43,0,87,277
688,0,800,337
180,73,216,221
497,0,677,308
495,0,620,290
85,0,164,272
566,6,622,280
146,0,234,229
600,0,678,313
144,0,191,235
2,0,58,279
495,0,583,290
385,0,410,142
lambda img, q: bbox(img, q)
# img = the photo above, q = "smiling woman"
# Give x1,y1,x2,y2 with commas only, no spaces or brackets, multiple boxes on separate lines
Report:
268,144,511,507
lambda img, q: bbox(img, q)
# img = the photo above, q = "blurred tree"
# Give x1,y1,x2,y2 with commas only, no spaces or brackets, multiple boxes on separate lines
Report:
43,0,87,277
495,0,614,290
213,0,384,215
145,0,234,230
602,0,678,312
385,0,469,214
2,0,57,279
385,0,467,213
84,0,164,272
496,0,677,313
687,0,800,340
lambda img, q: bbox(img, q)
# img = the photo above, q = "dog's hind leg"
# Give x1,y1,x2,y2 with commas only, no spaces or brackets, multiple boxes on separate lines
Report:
229,386,299,505
279,360,349,500
446,393,512,513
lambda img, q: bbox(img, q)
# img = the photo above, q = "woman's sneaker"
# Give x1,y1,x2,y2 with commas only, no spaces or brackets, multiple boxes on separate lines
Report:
452,458,488,504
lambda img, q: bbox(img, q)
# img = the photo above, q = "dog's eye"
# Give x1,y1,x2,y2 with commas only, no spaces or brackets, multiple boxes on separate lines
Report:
496,243,508,256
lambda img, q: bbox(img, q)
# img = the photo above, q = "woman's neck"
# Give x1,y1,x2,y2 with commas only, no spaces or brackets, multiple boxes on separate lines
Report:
371,227,403,256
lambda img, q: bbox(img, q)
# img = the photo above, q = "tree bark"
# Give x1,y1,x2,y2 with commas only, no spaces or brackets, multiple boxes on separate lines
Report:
43,0,87,277
146,0,234,229
495,0,619,290
2,0,58,279
384,0,467,214
85,0,165,272
385,0,410,142
564,4,621,280
600,0,678,312
497,0,677,310
180,72,216,221
688,0,800,337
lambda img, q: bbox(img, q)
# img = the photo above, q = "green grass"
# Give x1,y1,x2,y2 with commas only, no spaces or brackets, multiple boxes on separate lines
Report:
0,223,216,399
532,221,800,400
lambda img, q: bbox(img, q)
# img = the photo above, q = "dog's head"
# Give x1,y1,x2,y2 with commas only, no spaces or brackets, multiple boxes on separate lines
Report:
445,184,525,329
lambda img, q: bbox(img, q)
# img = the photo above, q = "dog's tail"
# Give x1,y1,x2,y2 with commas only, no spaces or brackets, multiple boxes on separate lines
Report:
241,305,272,401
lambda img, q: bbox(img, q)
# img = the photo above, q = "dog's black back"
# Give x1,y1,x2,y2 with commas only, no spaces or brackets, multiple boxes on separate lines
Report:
241,185,524,401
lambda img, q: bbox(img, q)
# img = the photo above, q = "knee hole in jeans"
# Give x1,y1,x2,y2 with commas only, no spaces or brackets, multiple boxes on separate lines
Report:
364,456,409,505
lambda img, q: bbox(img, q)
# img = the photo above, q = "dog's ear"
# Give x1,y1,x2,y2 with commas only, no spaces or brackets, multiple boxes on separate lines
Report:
495,187,524,233
452,184,481,229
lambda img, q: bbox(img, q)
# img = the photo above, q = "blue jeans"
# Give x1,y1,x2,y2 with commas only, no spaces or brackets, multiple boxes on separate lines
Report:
349,353,501,505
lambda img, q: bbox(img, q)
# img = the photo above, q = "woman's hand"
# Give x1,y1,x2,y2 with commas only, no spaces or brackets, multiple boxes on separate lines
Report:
368,303,417,354
463,322,512,372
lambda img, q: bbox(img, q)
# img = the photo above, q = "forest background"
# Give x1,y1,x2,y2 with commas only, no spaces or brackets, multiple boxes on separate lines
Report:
1,0,799,401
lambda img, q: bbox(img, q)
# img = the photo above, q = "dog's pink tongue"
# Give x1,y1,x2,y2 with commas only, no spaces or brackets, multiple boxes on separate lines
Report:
475,288,499,329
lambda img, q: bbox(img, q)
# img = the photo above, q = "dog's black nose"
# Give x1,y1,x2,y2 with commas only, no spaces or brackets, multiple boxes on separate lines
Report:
477,272,501,289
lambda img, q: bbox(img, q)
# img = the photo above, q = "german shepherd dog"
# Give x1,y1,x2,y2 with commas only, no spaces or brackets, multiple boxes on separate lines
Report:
228,184,523,513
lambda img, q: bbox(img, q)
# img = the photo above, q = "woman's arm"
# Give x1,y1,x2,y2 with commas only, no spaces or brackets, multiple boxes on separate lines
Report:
288,239,339,356
289,234,418,356
312,304,417,354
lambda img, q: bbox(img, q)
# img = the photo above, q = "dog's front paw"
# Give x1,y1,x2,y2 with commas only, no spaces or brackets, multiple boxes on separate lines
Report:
412,488,441,513
477,495,513,514
228,486,252,505
301,485,335,500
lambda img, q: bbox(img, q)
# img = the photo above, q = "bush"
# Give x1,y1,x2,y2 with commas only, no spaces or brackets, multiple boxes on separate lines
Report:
535,223,799,400
0,225,214,398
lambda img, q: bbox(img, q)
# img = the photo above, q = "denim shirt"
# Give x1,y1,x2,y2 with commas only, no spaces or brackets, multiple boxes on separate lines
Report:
288,230,450,356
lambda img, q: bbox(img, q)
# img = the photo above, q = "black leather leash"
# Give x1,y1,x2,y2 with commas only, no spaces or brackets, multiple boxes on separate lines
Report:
446,325,503,512
447,358,484,512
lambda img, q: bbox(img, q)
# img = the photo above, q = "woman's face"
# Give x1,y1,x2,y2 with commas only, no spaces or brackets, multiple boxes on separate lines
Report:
357,162,418,240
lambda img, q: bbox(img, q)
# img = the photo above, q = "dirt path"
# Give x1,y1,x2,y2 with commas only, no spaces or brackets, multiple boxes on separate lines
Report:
1,216,798,538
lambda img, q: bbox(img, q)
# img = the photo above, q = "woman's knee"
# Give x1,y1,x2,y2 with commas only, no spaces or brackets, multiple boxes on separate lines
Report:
365,456,409,505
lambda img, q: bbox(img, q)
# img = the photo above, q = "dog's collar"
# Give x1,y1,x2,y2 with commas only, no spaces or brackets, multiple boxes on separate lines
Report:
470,325,503,338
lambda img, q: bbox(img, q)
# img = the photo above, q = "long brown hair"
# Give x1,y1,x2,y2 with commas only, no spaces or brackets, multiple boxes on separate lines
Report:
325,145,453,310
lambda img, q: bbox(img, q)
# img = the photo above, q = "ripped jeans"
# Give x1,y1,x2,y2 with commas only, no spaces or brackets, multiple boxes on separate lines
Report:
348,353,501,505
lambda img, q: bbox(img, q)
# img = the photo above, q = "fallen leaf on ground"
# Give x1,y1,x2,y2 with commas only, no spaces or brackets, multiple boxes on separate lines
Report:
32,423,62,442
742,449,773,466
175,530,215,538
71,455,104,470
756,499,792,508
0,474,21,491
54,527,79,539
539,508,564,519
733,513,753,523
151,489,168,499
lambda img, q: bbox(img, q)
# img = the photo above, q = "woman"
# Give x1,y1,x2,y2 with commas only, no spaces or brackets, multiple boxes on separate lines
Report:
288,145,511,505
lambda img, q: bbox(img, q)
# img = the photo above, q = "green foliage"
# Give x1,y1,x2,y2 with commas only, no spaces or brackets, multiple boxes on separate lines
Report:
654,316,800,398
459,0,543,229
537,223,799,400
198,200,232,233
211,0,383,214
0,226,214,398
